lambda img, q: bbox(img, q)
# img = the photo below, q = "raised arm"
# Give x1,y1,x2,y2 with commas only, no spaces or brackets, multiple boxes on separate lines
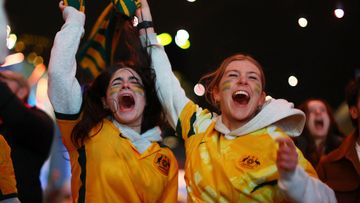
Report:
136,0,190,128
47,2,84,115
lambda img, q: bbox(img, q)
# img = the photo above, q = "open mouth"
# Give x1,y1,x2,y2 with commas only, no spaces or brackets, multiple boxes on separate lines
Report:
232,90,250,105
314,119,324,129
119,94,135,111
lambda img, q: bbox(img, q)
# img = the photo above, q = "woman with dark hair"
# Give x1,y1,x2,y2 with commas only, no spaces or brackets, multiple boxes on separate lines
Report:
317,77,360,203
47,2,178,202
294,98,344,167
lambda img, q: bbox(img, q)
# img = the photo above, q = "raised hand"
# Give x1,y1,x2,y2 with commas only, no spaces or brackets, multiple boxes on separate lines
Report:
276,137,298,173
135,0,155,34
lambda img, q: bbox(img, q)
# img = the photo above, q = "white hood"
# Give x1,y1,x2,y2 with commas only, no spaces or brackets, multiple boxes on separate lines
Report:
215,98,305,139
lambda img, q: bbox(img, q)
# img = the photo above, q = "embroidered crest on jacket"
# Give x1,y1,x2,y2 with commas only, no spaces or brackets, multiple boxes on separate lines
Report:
154,153,170,175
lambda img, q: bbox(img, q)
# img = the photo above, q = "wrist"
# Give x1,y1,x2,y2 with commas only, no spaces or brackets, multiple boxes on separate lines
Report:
137,20,153,30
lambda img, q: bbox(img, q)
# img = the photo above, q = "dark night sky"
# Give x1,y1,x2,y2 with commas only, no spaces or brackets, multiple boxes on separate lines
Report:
5,0,360,110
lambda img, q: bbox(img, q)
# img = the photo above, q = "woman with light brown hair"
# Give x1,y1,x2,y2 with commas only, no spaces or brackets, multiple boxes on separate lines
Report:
139,0,337,200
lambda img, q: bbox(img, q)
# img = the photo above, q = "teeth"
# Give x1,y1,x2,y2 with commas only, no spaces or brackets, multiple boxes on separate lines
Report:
234,90,249,97
121,93,131,96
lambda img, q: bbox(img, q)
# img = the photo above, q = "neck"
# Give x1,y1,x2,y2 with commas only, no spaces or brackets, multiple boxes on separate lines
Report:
314,137,326,149
221,116,247,131
112,117,142,134
129,125,141,134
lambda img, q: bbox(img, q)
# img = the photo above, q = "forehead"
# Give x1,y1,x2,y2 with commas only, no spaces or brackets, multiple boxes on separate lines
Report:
111,68,142,81
308,100,326,109
225,60,262,75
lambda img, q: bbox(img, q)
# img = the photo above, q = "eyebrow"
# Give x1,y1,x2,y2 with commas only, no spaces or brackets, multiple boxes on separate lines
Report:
129,75,141,82
111,76,142,84
111,77,123,84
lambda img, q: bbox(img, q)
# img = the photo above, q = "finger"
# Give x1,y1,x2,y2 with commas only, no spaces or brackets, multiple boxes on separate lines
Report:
277,159,297,171
276,138,296,152
277,152,298,171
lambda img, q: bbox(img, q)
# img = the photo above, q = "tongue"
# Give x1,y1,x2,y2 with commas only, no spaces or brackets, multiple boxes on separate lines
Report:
233,94,249,105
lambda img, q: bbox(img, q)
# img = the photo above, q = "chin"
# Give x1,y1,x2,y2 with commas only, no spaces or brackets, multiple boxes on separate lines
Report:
313,133,327,139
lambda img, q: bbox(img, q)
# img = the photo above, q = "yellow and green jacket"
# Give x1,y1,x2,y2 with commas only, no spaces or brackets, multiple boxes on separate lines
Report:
56,115,178,203
144,32,336,202
48,7,178,203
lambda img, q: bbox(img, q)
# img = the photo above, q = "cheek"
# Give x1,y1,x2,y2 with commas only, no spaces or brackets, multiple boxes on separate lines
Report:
109,87,120,97
324,116,331,124
253,83,262,95
132,85,145,97
307,115,315,124
220,80,232,92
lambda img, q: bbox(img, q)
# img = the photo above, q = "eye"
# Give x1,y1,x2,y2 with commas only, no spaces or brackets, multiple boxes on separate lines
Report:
130,79,139,84
112,81,122,86
308,108,316,113
129,78,141,85
227,72,238,78
248,75,259,80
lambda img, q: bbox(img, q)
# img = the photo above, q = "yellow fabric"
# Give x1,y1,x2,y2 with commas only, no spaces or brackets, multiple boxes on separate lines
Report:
0,135,17,198
178,101,317,203
57,117,178,203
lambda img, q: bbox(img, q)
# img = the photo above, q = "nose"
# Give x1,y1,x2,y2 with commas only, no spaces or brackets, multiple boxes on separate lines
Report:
121,80,131,89
238,75,248,84
314,108,322,115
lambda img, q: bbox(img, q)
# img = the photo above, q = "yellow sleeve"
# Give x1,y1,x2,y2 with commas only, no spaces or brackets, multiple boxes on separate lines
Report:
177,101,213,141
56,118,80,151
0,135,18,198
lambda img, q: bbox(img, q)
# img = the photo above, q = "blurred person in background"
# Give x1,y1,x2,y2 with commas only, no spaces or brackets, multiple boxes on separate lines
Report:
0,0,20,202
294,98,344,167
317,78,360,202
0,69,54,203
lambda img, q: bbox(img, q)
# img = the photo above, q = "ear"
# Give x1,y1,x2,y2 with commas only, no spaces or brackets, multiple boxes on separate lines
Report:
349,106,359,120
258,91,266,106
212,86,221,104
